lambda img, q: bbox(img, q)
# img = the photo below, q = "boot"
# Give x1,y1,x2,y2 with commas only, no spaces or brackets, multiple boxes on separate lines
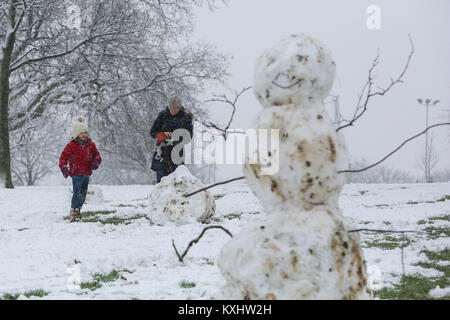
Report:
70,208,81,222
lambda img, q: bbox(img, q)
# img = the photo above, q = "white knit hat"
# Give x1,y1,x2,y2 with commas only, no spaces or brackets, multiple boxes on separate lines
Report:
72,118,88,140
168,91,182,110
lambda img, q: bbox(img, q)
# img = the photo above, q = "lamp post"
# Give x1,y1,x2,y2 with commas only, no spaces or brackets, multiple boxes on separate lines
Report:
417,98,440,182
325,95,342,126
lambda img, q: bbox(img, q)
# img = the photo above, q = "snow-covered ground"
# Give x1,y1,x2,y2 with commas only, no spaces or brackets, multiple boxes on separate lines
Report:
0,181,449,299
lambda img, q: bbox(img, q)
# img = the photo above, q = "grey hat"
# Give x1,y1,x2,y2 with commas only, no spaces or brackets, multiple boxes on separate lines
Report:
168,92,182,110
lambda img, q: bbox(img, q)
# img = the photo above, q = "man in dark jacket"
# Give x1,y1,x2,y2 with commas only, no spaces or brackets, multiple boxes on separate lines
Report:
150,92,193,182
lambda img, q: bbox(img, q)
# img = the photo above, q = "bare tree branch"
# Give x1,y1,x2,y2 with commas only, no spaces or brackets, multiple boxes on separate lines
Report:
198,86,252,139
336,35,414,132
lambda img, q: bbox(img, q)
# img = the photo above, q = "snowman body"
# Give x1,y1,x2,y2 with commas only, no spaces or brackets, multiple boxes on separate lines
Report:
217,34,372,300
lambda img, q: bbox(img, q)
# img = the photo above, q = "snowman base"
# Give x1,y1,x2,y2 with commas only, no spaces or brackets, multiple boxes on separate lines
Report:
218,207,372,300
148,166,216,225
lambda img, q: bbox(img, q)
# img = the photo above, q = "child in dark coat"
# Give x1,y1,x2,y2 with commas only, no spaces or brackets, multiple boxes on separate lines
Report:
59,118,102,222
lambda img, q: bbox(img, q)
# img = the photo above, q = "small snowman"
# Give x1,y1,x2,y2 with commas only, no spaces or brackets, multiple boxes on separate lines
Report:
217,34,372,300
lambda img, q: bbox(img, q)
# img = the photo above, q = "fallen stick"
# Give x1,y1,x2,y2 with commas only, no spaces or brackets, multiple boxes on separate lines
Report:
172,225,233,263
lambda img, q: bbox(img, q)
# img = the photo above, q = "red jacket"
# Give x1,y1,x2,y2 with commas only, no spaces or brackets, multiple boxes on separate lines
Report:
59,139,102,177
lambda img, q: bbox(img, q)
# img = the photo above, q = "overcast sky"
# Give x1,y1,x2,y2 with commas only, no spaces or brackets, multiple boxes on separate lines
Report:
193,0,450,180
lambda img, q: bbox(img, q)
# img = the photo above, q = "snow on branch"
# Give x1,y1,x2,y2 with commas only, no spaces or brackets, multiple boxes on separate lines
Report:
9,31,121,72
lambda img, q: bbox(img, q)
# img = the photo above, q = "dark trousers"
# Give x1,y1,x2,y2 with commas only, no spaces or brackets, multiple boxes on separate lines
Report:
72,175,90,209
156,169,170,183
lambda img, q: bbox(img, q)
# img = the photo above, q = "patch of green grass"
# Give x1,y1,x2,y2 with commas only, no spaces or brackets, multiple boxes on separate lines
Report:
359,190,368,195
180,281,196,289
382,221,392,226
92,270,121,283
120,268,134,274
80,281,103,291
1,289,50,300
364,235,412,250
375,204,390,208
116,204,136,208
82,210,117,218
1,293,20,300
375,274,449,300
416,214,449,228
17,228,29,232
23,289,49,298
364,241,400,250
376,248,450,300
424,225,450,238
223,213,241,220
428,215,450,222
421,248,450,262
64,210,116,221
2,289,49,300
82,214,150,225
213,194,225,200
80,269,132,291
361,221,373,225
201,258,214,266
407,195,450,206
436,195,450,202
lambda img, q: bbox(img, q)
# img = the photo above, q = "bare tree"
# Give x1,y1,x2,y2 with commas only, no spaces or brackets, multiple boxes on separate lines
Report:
1,0,228,187
432,168,450,183
1,0,147,188
347,158,415,184
417,134,440,183
10,115,65,186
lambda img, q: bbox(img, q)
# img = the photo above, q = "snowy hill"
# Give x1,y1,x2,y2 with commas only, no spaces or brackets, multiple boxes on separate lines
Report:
0,181,449,300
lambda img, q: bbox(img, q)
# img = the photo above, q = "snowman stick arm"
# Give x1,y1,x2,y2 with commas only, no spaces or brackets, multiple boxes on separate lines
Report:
184,176,245,197
339,122,450,174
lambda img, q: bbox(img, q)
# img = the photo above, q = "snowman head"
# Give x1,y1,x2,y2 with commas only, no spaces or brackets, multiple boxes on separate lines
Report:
253,34,336,108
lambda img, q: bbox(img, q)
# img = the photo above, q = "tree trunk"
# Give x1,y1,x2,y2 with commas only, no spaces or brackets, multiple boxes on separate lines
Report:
0,3,18,188
0,55,14,188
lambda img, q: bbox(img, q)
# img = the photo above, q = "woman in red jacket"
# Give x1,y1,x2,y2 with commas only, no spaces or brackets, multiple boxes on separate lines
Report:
59,118,102,222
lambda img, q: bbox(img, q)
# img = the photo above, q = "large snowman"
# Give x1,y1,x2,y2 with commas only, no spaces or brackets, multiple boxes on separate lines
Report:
217,34,372,300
